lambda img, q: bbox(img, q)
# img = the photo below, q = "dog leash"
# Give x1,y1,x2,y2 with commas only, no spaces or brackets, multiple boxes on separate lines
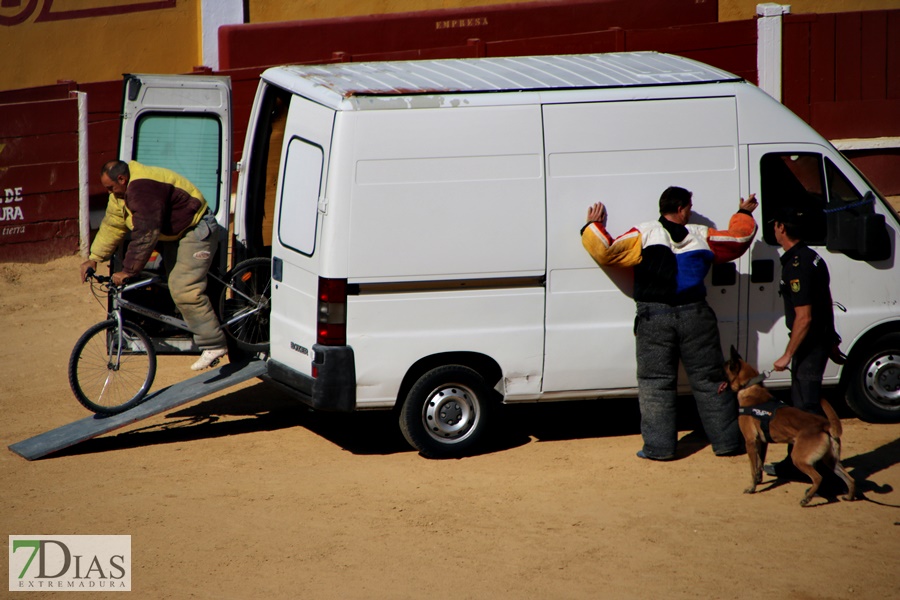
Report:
739,368,789,390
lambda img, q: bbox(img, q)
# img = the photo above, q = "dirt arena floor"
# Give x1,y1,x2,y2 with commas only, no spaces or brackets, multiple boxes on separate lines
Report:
2,254,898,599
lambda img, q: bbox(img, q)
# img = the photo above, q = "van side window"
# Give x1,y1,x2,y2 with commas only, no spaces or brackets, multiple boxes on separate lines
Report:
825,157,863,205
277,137,323,256
134,114,222,213
760,152,827,246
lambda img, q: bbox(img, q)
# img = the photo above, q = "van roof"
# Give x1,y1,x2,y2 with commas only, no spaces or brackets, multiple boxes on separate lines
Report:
263,52,742,106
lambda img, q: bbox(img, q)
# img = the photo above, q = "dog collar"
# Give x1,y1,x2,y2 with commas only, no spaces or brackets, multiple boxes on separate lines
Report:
740,371,772,390
739,372,769,390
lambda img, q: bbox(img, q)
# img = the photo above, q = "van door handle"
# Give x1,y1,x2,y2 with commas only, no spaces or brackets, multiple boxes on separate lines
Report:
273,256,283,282
751,259,774,284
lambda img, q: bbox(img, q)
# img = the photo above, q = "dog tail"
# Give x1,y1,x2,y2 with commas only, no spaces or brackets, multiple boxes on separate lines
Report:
821,398,843,440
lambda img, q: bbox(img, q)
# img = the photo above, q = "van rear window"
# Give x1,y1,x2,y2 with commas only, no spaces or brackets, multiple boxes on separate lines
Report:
133,114,222,214
277,137,323,256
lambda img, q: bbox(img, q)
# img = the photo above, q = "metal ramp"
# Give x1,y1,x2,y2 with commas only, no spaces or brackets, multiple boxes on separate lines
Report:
8,358,267,461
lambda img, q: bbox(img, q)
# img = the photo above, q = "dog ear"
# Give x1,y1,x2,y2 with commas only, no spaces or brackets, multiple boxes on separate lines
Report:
727,345,741,371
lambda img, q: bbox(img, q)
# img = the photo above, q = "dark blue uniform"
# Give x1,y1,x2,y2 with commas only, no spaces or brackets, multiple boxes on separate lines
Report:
779,242,837,413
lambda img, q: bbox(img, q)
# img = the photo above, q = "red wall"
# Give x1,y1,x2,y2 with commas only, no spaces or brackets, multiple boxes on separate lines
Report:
219,0,717,70
783,10,900,194
0,86,80,262
783,11,900,136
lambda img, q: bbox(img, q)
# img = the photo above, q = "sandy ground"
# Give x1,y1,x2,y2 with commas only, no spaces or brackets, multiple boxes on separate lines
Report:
1,254,898,599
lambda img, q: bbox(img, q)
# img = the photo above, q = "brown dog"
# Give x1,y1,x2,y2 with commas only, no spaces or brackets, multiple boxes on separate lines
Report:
722,346,855,506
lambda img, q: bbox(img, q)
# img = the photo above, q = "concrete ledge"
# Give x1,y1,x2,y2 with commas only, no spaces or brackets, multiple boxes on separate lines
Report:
831,137,900,151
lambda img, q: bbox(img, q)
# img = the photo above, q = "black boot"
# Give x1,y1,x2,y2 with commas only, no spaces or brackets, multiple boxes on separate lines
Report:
762,446,808,481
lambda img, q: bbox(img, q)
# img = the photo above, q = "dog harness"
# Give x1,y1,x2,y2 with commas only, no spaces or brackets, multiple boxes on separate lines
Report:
738,400,787,443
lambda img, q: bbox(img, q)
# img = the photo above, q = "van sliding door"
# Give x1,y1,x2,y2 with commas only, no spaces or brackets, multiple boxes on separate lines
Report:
542,97,744,394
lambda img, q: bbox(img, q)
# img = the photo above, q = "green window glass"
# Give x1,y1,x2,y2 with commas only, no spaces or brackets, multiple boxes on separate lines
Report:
134,114,222,213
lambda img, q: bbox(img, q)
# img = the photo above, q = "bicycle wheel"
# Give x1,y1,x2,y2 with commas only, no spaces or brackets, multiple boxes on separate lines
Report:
68,319,157,415
219,257,272,353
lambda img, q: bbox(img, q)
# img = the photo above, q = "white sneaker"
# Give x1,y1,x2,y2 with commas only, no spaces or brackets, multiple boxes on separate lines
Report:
191,347,227,371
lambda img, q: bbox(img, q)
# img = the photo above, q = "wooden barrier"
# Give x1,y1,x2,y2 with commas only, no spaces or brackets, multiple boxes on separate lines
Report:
0,94,80,262
783,10,900,194
218,0,716,70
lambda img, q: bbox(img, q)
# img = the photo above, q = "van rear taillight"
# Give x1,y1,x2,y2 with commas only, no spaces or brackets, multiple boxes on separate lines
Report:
317,277,347,346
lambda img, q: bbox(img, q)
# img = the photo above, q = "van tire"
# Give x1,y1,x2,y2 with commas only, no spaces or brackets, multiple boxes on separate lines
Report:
400,365,492,458
845,333,900,423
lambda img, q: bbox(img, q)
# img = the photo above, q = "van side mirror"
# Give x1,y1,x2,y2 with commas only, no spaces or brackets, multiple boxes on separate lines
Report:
852,212,891,261
825,192,891,262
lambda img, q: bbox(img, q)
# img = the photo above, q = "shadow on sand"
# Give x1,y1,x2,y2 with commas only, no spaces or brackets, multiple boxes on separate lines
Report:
51,381,899,504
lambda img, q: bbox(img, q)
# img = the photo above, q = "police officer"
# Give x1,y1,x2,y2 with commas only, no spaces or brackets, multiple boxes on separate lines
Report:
766,206,844,479
771,206,841,410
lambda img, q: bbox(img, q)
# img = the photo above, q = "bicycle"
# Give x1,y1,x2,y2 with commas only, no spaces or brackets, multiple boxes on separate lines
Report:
68,257,272,415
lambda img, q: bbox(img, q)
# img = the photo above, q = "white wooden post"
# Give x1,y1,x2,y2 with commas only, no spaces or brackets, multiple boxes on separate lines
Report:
756,3,791,101
201,0,245,70
71,90,89,258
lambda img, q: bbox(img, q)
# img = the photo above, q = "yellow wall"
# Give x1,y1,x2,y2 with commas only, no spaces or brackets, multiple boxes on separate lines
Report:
0,1,200,92
720,0,900,21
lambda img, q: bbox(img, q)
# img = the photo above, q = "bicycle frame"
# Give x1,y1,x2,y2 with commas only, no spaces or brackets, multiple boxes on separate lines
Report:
113,277,193,334
102,270,268,356
104,276,190,366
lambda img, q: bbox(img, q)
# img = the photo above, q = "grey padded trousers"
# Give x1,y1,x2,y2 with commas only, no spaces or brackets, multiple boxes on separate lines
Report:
634,300,742,459
162,213,226,350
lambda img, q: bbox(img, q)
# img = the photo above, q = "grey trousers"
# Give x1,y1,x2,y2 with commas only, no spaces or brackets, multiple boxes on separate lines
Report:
162,214,226,350
634,301,741,458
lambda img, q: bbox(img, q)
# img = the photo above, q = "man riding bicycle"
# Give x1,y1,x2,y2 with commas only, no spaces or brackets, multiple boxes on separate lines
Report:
79,160,227,371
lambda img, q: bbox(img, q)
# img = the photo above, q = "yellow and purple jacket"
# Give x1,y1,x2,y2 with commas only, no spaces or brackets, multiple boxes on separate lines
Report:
582,210,757,305
89,161,208,277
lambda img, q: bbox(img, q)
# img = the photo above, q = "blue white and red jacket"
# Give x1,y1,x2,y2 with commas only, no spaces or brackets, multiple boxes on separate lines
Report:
581,210,757,305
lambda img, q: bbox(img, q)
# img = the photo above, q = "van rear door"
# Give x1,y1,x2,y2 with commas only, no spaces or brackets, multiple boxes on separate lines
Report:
112,74,232,353
267,96,334,378
118,73,233,269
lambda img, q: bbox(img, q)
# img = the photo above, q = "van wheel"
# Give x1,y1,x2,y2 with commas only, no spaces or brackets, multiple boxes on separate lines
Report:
846,333,900,423
400,365,492,458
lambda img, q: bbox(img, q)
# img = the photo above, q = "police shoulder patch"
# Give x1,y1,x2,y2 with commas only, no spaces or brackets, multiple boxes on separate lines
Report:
790,279,801,293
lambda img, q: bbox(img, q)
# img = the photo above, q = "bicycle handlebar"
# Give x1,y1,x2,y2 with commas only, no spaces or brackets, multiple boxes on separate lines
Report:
84,267,111,284
84,268,160,290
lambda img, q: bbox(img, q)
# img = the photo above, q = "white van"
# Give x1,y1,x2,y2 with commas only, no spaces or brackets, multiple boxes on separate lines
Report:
118,52,900,457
